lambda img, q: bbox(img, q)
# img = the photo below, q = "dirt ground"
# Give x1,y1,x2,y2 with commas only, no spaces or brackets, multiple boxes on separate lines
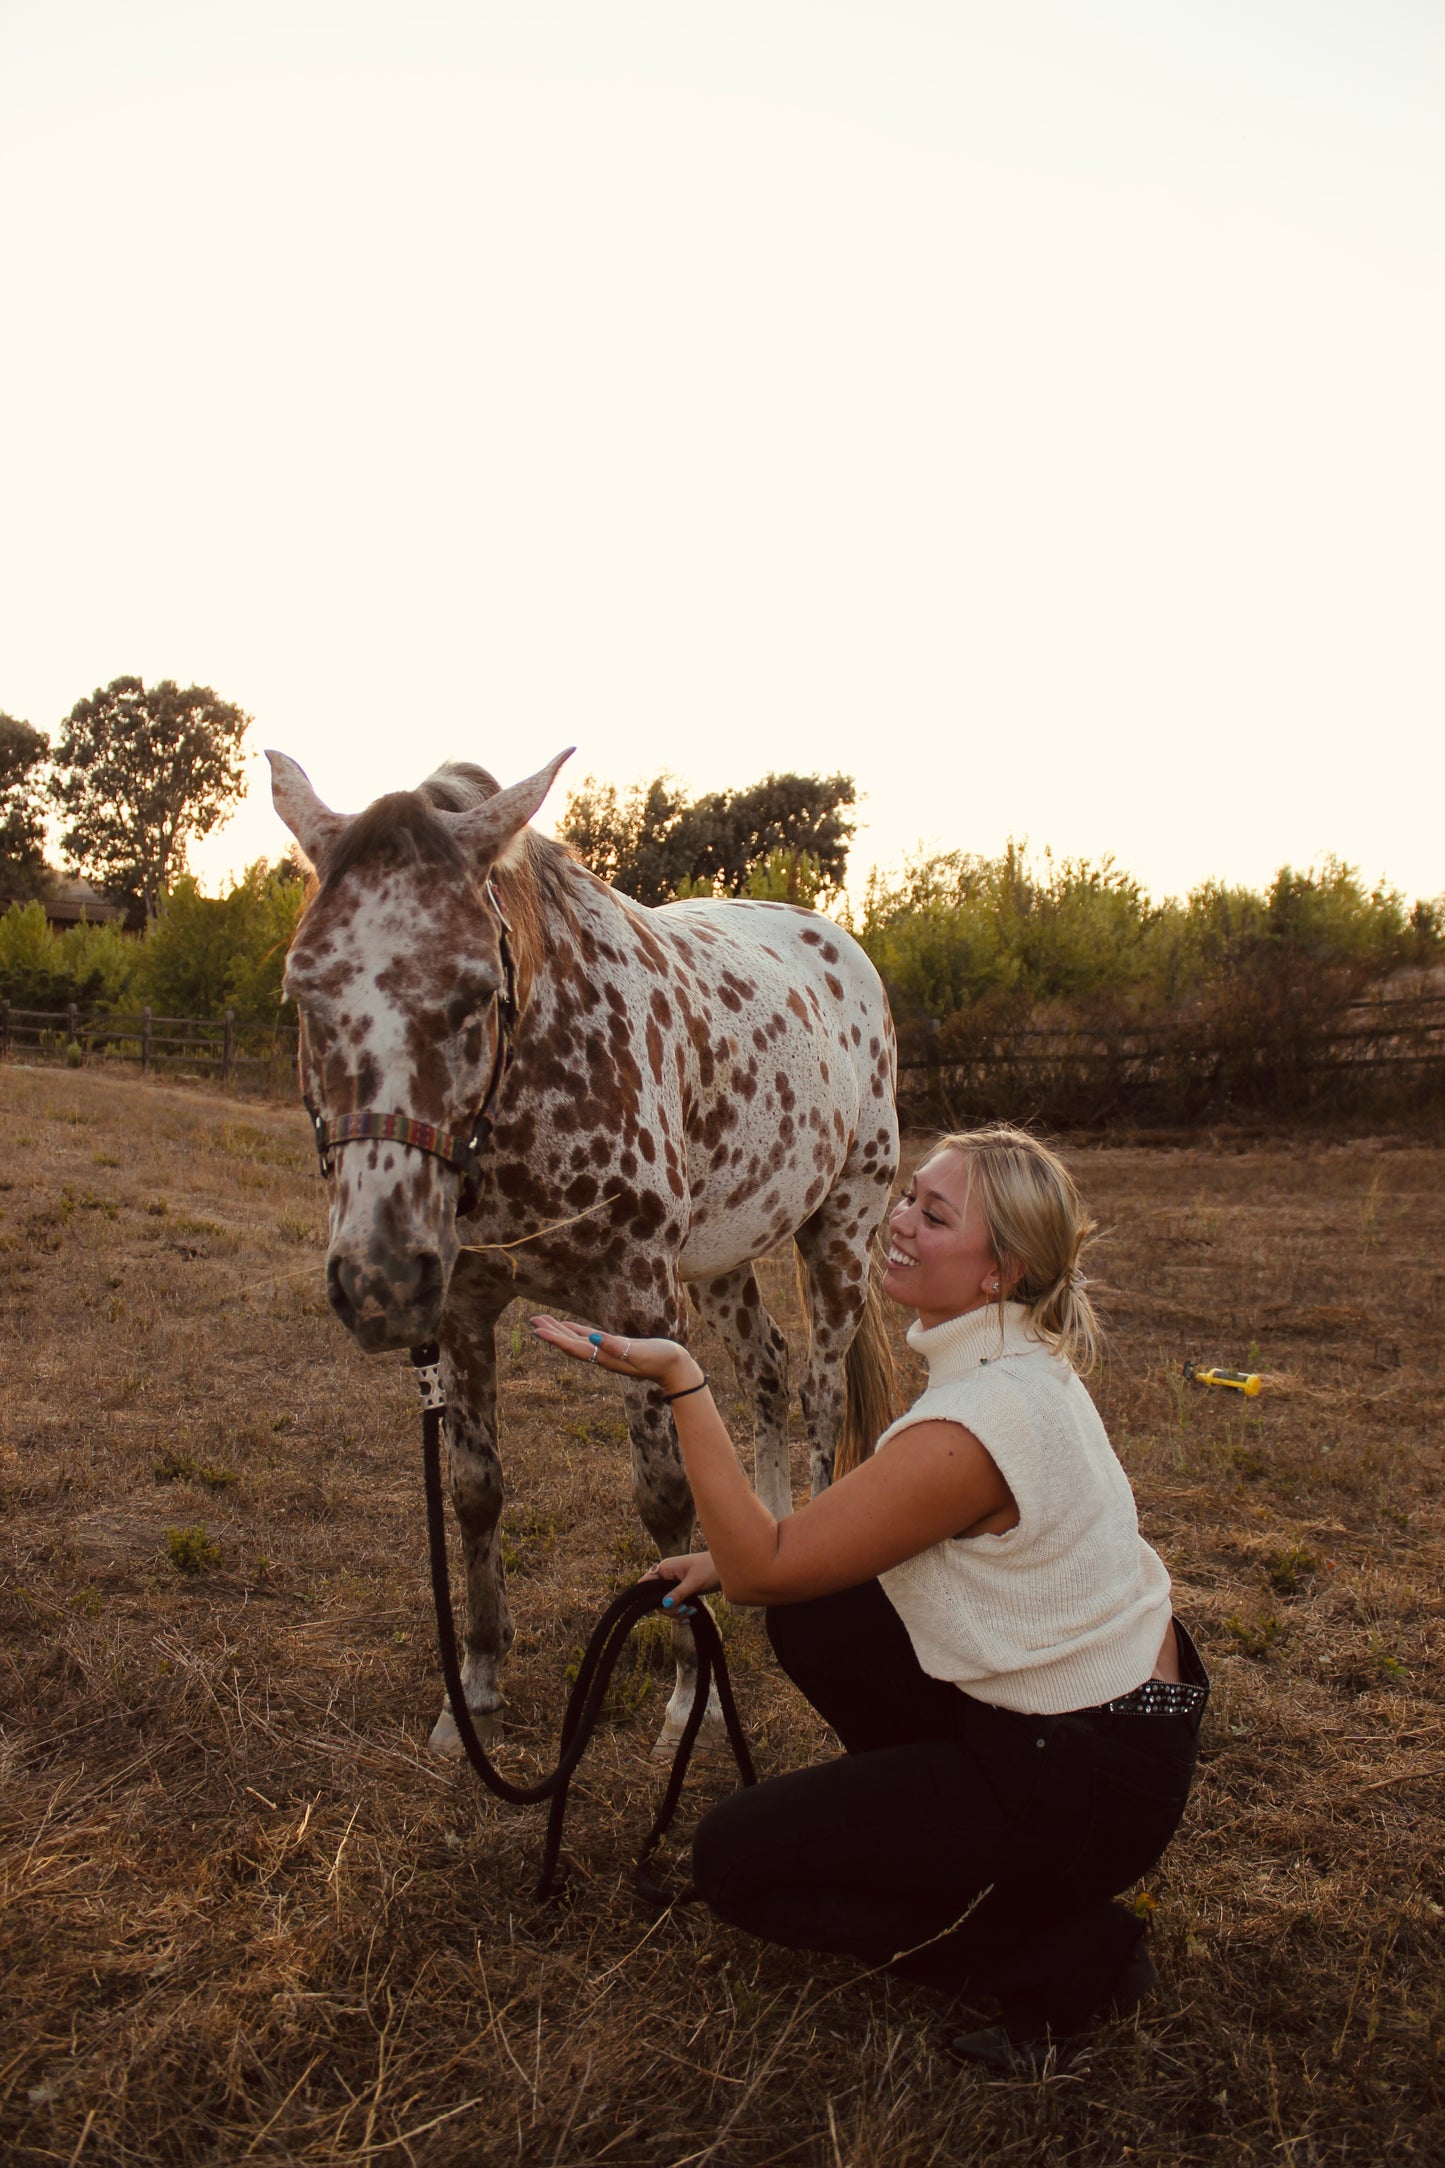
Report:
2,1062,1442,2166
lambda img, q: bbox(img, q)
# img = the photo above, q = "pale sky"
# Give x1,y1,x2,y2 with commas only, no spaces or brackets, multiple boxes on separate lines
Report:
3,0,1443,908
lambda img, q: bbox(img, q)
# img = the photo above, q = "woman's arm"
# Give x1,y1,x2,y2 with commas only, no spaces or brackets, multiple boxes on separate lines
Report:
529,1317,1014,1605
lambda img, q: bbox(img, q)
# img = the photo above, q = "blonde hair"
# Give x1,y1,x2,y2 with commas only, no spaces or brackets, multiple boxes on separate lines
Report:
930,1124,1102,1374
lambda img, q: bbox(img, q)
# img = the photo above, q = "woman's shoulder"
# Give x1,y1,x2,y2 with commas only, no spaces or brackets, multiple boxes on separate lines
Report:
880,1346,1079,1446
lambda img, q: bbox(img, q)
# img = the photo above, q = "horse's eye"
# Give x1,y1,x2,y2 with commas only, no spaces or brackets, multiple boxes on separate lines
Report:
446,984,496,1032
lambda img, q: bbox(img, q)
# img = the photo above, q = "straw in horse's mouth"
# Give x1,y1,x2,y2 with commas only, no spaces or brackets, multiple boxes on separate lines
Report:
458,1192,619,1277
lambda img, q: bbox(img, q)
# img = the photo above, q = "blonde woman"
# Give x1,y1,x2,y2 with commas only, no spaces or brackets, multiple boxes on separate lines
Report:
532,1125,1207,2071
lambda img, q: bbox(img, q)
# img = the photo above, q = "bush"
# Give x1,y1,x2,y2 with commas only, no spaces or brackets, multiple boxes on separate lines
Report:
132,861,305,1021
0,861,305,1021
854,847,1434,1042
0,900,139,1008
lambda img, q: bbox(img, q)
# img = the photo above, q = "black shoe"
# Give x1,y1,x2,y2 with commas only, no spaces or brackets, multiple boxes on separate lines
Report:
947,2026,1060,2076
948,1942,1159,2075
1106,1943,1158,2021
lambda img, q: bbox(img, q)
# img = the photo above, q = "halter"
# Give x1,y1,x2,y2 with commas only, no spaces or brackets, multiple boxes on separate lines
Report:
303,880,519,1219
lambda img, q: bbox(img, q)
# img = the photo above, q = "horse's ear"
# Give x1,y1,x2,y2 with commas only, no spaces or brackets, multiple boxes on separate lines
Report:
452,748,574,867
266,750,347,872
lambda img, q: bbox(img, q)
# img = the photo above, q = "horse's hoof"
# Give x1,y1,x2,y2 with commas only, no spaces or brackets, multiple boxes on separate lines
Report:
428,1705,501,1757
651,1710,726,1763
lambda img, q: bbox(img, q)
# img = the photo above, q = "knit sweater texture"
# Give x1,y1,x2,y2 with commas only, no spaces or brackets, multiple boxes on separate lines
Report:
876,1301,1172,1714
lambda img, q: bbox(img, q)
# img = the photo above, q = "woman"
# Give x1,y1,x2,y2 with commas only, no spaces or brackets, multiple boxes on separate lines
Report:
532,1124,1207,2071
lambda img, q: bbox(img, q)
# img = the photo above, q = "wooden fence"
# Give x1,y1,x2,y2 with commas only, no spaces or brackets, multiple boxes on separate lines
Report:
0,1003,299,1091
4,992,1443,1126
894,992,1445,1128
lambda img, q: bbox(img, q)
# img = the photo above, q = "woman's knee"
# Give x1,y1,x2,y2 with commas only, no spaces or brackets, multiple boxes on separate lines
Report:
692,1788,771,1924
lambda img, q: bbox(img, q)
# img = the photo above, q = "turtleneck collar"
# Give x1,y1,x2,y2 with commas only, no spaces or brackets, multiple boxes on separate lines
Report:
906,1300,1041,1382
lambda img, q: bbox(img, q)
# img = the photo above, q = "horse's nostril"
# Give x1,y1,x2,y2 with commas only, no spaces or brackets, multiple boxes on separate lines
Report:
326,1254,359,1326
410,1250,444,1313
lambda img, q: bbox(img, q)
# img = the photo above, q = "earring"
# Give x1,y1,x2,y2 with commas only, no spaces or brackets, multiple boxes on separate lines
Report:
987,1280,1000,1294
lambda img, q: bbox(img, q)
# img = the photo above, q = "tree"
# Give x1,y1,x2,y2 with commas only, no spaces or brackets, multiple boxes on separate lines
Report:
559,774,686,907
50,676,250,921
561,770,857,907
0,713,53,907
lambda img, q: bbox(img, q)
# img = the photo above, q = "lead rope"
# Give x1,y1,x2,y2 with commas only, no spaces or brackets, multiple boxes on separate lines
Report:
411,1343,757,1901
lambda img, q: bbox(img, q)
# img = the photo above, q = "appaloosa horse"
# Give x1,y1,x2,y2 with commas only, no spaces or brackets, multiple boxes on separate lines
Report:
268,748,900,1753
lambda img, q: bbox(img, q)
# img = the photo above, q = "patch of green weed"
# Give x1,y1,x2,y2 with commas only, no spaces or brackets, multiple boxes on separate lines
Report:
1266,1543,1319,1596
499,1506,558,1577
1225,1613,1282,1660
165,1524,221,1573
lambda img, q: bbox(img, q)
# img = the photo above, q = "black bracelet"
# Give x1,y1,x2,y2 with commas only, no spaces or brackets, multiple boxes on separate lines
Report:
662,1372,709,1404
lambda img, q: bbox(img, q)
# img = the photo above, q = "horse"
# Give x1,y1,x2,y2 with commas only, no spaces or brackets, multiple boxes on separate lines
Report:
267,747,901,1755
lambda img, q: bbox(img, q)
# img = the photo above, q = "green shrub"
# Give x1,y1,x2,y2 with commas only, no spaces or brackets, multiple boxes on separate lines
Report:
0,900,139,1007
0,858,303,1020
164,1524,221,1573
132,862,304,1021
1225,1613,1282,1660
1266,1543,1319,1596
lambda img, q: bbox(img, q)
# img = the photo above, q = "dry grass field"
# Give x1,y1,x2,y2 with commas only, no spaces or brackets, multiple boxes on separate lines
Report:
2,1063,1443,2166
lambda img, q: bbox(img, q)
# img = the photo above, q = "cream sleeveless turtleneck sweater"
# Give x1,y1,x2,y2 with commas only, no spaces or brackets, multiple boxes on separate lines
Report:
876,1302,1172,1715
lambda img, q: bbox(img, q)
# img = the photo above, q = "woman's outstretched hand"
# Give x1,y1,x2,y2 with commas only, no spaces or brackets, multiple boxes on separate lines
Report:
529,1317,703,1397
645,1550,722,1612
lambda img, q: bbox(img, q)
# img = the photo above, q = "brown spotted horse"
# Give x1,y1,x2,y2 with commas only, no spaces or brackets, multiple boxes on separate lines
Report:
268,747,900,1756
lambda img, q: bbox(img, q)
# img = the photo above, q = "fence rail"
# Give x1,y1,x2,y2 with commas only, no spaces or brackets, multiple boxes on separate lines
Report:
0,1002,299,1088
894,994,1445,1127
4,995,1443,1125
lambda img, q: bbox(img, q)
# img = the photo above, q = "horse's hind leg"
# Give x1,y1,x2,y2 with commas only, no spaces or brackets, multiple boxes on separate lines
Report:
428,1291,513,1757
690,1264,794,1520
794,1141,899,1494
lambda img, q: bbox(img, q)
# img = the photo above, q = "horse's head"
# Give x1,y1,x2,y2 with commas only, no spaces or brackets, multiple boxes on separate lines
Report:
268,747,572,1353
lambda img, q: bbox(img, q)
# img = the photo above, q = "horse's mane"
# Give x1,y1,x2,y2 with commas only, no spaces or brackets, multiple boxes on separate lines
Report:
313,762,586,995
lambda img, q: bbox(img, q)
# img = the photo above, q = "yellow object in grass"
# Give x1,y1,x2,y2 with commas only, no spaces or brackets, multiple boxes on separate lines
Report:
1185,1361,1263,1397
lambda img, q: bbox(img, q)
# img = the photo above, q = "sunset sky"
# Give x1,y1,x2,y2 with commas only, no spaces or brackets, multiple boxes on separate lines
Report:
3,1,1443,906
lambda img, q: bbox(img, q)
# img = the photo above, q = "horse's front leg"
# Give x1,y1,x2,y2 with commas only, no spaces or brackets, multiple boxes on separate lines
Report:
427,1295,512,1757
622,1374,729,1760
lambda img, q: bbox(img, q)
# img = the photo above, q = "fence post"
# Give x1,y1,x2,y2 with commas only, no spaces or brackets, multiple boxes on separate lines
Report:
1,999,8,1057
142,1007,153,1072
223,1009,235,1081
67,1001,78,1047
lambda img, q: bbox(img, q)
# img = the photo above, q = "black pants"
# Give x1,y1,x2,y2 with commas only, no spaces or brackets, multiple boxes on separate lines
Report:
692,1579,1205,2042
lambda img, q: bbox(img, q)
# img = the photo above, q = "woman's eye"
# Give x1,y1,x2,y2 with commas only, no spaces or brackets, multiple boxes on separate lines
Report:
899,1189,941,1225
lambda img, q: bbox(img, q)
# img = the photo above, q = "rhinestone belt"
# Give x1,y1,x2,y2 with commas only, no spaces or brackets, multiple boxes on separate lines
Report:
1103,1677,1209,1718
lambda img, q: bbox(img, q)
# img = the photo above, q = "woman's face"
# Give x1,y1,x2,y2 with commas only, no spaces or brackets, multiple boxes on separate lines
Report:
884,1149,1001,1330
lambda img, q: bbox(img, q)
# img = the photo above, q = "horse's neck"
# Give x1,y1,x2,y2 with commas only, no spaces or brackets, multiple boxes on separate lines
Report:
497,852,633,1016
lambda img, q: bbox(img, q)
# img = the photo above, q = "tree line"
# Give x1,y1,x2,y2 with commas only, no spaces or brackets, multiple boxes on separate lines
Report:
3,706,1440,1090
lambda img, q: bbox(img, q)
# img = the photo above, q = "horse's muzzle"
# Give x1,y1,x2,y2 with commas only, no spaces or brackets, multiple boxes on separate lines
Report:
327,1247,446,1352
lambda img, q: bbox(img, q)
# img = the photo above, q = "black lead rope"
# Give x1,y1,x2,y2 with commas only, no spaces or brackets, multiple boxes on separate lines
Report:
413,1343,757,1902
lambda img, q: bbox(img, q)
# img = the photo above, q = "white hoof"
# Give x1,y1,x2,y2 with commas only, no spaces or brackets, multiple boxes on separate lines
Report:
651,1700,727,1763
428,1704,501,1757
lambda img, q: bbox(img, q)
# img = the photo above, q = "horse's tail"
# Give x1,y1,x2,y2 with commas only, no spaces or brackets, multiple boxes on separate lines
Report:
833,1253,901,1482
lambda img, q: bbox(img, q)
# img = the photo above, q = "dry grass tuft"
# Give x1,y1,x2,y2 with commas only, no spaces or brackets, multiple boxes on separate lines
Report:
2,1067,1443,2163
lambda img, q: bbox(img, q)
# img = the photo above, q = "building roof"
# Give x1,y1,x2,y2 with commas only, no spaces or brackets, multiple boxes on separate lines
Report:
43,877,125,928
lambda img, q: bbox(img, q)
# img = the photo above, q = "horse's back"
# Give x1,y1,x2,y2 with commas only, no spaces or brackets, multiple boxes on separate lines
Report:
642,898,896,1276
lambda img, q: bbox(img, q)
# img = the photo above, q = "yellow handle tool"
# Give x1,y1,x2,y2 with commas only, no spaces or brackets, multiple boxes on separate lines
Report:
1184,1362,1262,1397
